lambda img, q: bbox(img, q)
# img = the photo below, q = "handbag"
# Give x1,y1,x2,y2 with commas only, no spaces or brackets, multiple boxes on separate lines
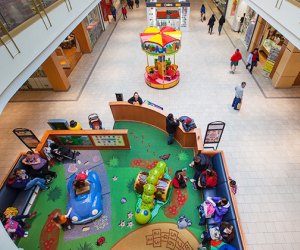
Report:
203,15,206,21
237,99,242,110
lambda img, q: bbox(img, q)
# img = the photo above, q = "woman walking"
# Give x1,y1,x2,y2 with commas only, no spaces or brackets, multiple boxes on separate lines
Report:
122,5,127,20
246,48,260,74
208,14,216,34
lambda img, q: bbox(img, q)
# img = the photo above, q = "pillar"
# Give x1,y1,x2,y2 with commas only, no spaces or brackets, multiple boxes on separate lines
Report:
42,52,70,91
248,16,266,52
271,42,300,88
73,22,92,53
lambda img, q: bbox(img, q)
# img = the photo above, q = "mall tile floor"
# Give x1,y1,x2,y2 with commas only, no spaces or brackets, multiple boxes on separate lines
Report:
1,1,300,249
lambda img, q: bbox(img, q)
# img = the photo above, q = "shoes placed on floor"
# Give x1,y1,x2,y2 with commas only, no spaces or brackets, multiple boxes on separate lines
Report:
46,178,53,184
182,168,187,172
41,186,50,191
24,232,29,237
189,162,194,167
29,211,37,219
190,178,196,183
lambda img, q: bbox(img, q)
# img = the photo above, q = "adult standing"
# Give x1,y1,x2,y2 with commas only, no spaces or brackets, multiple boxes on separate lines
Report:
200,4,206,22
238,13,246,33
122,5,127,20
135,0,139,8
166,113,179,145
110,5,117,21
207,14,216,35
128,92,143,105
246,48,259,74
218,15,225,35
232,82,246,110
230,49,242,74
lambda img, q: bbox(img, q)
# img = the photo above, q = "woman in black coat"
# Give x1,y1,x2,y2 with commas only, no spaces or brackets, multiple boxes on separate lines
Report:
208,14,216,35
128,92,143,105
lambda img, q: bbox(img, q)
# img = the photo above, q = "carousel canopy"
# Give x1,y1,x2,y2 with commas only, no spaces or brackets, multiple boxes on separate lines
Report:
140,26,182,55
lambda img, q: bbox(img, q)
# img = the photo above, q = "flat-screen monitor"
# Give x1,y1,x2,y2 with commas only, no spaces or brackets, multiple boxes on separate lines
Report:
48,119,69,130
115,93,124,101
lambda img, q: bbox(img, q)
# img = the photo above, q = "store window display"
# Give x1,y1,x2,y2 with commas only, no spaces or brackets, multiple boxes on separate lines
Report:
259,26,284,76
84,6,105,47
146,0,190,31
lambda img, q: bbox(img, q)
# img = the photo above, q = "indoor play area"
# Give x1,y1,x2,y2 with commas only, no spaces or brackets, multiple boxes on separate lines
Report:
1,102,245,250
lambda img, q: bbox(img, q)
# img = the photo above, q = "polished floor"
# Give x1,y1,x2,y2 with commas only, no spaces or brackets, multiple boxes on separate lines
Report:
1,0,300,249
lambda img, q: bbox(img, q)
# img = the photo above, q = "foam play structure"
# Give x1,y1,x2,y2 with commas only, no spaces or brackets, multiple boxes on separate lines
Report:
140,26,182,89
134,161,172,224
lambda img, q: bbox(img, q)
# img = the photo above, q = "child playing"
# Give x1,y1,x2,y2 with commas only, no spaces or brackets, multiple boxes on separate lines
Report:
172,168,188,188
53,208,73,231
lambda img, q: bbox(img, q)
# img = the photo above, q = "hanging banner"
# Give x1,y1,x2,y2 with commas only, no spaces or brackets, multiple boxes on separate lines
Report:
13,128,40,150
203,121,225,149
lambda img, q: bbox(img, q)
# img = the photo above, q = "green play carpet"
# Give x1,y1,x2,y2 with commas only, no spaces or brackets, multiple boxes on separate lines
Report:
17,121,204,250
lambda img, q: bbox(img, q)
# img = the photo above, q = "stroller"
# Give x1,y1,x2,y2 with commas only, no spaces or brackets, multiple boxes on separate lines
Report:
44,140,79,162
88,113,103,130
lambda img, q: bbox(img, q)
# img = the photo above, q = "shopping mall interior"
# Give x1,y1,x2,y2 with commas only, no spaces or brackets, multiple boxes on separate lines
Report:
0,0,300,249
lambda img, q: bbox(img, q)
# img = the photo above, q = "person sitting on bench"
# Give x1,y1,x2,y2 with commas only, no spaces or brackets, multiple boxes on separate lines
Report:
206,197,230,225
7,172,49,191
22,151,57,180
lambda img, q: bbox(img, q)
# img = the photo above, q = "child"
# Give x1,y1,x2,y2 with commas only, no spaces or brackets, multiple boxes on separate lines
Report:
229,177,237,194
73,170,89,190
53,208,73,231
172,168,188,188
5,218,28,239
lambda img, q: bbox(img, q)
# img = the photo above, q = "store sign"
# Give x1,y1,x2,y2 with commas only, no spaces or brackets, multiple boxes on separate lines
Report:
203,121,225,150
13,128,40,150
147,2,190,7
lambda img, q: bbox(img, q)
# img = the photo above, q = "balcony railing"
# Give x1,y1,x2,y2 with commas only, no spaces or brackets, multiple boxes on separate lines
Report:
0,0,59,36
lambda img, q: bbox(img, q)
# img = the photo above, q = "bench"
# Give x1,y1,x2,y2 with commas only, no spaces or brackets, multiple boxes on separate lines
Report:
0,154,39,216
201,151,245,250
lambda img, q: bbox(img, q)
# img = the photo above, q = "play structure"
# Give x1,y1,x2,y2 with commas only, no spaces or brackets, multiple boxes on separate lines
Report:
140,26,182,89
67,170,103,224
134,161,172,224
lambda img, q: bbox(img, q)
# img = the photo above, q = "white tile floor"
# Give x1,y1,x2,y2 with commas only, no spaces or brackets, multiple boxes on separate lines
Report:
1,0,300,249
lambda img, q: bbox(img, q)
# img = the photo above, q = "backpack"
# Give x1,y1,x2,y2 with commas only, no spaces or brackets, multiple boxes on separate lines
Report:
178,116,197,132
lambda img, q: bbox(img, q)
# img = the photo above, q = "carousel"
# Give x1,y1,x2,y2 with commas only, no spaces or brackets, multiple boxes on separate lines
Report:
140,26,182,89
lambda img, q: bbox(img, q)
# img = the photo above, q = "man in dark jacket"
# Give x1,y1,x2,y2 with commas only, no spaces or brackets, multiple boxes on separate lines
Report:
166,113,179,145
208,14,216,34
218,15,225,35
128,92,143,105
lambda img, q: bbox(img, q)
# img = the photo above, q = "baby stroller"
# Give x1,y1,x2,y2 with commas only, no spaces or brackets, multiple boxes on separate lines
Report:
88,113,103,130
44,140,79,162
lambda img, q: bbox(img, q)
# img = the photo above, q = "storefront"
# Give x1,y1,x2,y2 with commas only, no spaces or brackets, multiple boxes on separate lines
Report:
257,23,285,76
213,0,228,15
221,0,257,50
84,5,105,47
146,0,190,31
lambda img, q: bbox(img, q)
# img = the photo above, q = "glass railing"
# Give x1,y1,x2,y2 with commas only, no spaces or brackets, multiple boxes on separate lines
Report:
0,0,59,36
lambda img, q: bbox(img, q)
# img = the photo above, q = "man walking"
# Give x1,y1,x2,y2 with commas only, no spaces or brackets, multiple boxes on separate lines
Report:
230,49,242,74
218,15,225,35
232,82,246,110
166,113,179,145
